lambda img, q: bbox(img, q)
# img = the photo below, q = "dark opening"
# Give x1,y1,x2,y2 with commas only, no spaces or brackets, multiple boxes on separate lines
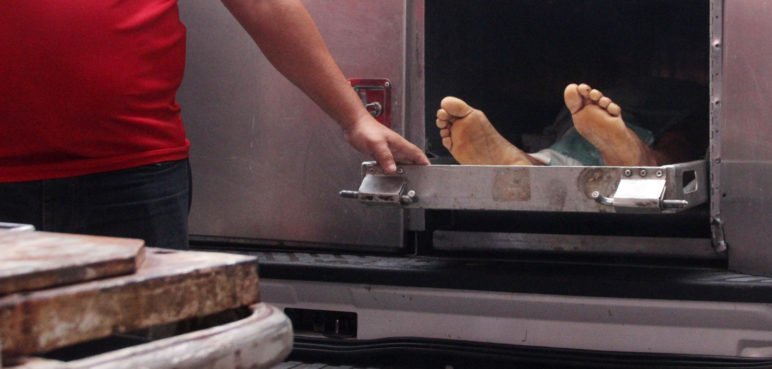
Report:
425,0,710,161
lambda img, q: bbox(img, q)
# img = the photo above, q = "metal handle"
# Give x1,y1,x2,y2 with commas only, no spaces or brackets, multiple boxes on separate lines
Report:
339,190,359,199
349,78,391,127
365,102,383,117
591,190,688,210
590,191,614,206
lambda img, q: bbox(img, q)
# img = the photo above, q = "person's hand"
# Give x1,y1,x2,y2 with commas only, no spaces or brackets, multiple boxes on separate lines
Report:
222,0,428,173
343,115,430,174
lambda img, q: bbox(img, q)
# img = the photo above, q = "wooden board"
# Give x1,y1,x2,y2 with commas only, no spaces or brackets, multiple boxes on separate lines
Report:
0,248,259,357
0,231,145,295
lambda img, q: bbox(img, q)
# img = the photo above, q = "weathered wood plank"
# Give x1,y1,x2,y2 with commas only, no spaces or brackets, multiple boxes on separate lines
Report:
0,231,145,295
0,248,259,357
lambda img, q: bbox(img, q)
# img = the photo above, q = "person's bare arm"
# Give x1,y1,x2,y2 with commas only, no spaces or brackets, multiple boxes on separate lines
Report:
220,0,429,173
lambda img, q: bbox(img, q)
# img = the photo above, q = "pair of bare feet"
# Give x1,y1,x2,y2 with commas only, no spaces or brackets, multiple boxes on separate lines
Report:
435,83,658,166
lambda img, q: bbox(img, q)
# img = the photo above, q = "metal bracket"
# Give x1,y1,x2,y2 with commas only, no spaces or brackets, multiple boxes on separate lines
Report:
339,163,416,206
590,165,698,213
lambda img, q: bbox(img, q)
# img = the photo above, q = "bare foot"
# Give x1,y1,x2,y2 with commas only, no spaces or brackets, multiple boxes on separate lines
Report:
436,97,535,165
564,83,658,166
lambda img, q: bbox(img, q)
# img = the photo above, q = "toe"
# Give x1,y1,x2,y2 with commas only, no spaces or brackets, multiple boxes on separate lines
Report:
442,136,453,151
589,89,603,102
440,128,450,138
607,102,621,117
577,83,592,98
437,108,450,121
440,96,474,118
564,83,584,114
436,118,449,129
598,97,611,109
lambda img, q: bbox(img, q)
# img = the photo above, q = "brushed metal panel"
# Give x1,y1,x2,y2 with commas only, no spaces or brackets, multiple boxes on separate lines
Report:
178,1,410,249
723,163,772,276
722,1,772,161
722,0,772,275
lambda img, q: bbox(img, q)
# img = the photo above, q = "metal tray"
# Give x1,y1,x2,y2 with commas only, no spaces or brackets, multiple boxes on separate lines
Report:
342,160,708,214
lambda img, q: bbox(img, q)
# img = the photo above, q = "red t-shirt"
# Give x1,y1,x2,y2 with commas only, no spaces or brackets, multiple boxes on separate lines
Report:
0,0,190,182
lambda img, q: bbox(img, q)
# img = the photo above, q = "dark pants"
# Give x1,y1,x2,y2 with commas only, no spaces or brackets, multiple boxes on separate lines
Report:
0,160,191,249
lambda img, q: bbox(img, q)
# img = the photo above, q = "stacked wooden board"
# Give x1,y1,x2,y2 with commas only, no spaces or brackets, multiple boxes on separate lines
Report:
0,230,291,369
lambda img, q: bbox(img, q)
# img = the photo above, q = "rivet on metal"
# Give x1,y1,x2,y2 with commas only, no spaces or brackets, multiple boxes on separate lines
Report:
624,169,632,177
656,170,663,177
397,168,405,174
639,169,647,177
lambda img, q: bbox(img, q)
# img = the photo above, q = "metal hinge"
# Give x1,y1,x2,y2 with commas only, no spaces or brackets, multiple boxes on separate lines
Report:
339,168,416,206
590,172,688,212
590,162,704,213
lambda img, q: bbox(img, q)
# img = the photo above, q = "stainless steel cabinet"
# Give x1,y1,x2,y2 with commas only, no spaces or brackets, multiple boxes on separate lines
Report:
178,0,414,250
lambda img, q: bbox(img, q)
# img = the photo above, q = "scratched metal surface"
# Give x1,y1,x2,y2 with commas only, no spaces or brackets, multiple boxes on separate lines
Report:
353,160,706,214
